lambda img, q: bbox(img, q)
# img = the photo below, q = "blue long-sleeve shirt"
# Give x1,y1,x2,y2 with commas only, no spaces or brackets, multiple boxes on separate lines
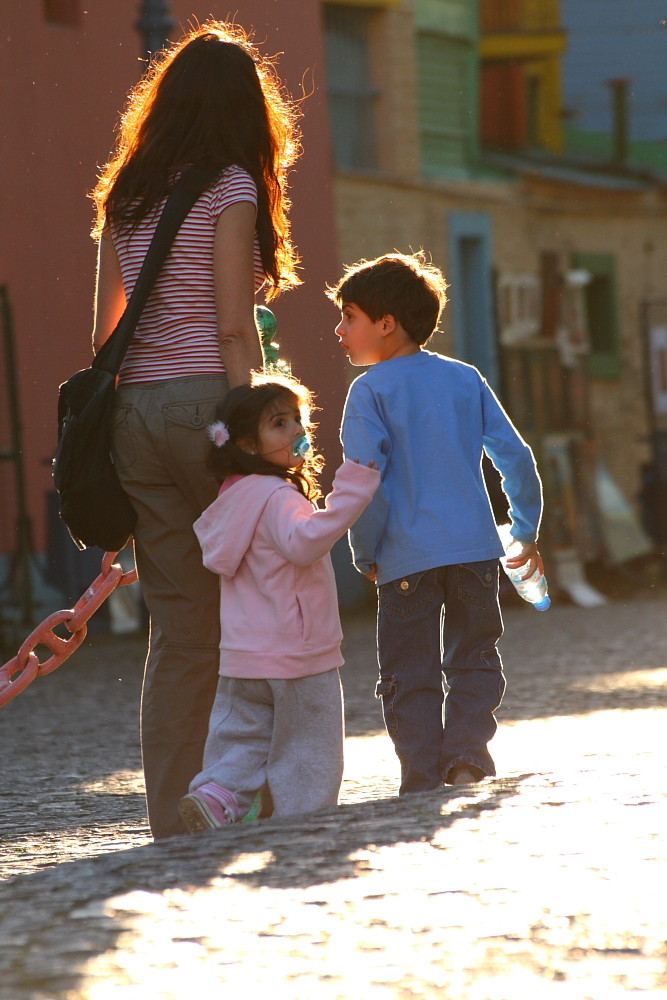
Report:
340,350,543,585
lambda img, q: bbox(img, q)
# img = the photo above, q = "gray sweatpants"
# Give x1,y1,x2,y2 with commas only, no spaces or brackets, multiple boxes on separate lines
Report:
191,669,345,818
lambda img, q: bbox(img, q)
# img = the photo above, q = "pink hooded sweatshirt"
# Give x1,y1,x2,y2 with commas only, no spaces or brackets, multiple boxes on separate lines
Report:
193,459,379,680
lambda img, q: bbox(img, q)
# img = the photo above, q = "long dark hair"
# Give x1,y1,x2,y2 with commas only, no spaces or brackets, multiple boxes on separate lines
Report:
208,375,323,501
91,21,301,298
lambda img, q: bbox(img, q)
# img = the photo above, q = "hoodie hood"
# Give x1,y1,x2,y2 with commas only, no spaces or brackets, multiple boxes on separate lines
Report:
193,475,293,578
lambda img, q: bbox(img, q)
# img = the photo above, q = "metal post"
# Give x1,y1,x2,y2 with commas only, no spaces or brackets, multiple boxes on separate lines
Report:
136,0,175,63
608,78,629,165
0,286,34,628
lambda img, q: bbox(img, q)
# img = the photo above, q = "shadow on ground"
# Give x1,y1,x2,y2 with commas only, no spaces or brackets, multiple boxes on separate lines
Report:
0,775,530,999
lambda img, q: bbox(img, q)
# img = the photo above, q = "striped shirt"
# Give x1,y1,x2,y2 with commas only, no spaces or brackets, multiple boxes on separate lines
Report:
112,166,265,385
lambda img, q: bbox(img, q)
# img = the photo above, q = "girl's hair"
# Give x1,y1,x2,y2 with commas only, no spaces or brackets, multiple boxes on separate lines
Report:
208,374,323,501
91,21,301,299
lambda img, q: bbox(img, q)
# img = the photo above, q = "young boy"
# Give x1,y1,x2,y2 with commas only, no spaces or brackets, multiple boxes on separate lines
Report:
327,251,544,792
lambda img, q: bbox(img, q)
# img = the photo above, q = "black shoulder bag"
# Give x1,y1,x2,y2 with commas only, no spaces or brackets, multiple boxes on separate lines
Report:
53,168,216,552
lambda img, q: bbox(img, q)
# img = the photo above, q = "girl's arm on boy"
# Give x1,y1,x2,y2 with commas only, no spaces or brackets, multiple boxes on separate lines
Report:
265,460,380,567
340,391,391,575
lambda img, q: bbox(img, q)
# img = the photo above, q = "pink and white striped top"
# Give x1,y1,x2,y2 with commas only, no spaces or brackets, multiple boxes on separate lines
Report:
112,166,265,385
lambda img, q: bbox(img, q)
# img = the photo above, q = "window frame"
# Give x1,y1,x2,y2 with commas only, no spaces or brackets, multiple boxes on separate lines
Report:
323,3,380,172
571,251,622,379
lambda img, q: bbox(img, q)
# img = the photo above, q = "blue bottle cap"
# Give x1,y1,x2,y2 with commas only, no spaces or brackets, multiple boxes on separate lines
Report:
293,435,311,458
534,596,551,611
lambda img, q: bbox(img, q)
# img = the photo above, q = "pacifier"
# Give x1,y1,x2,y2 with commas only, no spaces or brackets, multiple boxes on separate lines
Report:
292,435,311,459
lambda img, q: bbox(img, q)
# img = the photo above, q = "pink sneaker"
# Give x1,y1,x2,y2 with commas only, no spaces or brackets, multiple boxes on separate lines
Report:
178,781,239,833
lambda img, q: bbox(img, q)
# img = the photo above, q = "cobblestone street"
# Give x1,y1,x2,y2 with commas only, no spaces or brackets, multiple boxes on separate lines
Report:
1,584,666,998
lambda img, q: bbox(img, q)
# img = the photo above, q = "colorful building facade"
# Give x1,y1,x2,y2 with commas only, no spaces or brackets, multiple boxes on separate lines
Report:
324,0,666,579
2,0,666,627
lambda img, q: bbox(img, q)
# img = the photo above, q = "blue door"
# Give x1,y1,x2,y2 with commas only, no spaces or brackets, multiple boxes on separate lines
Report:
447,212,499,390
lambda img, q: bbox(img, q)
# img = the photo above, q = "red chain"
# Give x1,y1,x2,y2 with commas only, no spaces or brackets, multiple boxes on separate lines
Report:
0,552,138,708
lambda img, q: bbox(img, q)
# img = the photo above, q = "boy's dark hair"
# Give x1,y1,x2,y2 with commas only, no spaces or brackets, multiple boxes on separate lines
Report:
207,373,323,500
326,250,448,346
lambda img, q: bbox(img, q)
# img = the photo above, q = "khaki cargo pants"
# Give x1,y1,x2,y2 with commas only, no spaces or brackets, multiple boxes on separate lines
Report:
112,374,228,839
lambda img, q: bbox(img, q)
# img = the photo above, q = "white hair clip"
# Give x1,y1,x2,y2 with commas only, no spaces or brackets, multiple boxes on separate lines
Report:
208,421,230,447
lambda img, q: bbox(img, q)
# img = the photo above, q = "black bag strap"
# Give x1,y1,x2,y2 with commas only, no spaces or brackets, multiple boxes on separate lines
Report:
92,166,219,376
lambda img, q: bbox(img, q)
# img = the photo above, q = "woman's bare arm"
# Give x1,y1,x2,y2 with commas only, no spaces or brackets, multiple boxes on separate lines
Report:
92,229,126,353
214,200,263,387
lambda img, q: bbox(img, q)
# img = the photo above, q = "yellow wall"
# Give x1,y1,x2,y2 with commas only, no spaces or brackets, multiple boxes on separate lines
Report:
525,54,565,154
523,0,561,32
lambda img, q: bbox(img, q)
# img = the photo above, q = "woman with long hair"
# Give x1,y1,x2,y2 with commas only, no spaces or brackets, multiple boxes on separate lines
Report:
91,21,301,839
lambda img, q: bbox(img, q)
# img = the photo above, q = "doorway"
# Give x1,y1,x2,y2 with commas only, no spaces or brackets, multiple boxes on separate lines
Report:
447,212,498,390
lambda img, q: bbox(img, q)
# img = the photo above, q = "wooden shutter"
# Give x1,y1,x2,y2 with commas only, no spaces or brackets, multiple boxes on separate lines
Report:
417,32,472,177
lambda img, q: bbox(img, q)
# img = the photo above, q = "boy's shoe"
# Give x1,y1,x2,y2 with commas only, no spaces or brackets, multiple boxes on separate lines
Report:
447,763,485,786
178,781,239,833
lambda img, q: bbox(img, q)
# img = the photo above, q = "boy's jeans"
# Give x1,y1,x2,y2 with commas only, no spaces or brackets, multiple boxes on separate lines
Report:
376,561,505,794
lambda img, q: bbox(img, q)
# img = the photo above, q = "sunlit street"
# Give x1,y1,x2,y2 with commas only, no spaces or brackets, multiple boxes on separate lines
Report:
1,595,666,997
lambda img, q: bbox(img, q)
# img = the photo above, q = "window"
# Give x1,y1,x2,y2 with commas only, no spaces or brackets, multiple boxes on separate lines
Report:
481,61,527,151
497,274,541,345
571,252,621,378
43,0,80,26
324,5,379,170
417,31,475,177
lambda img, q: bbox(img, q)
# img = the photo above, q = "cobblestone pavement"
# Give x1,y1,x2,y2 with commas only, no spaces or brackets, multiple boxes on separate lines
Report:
1,583,666,999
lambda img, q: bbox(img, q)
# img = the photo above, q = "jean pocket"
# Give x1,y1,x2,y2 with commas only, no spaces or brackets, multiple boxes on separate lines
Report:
457,560,498,609
378,569,437,617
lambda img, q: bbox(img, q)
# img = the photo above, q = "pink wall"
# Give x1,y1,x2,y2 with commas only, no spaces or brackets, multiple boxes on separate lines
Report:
0,2,343,555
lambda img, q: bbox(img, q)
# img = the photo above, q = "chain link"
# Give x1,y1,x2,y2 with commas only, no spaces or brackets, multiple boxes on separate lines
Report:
0,553,138,708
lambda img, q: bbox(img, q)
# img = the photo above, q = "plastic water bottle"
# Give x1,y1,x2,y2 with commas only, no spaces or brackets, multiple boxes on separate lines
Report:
255,305,279,368
499,526,551,611
255,305,291,376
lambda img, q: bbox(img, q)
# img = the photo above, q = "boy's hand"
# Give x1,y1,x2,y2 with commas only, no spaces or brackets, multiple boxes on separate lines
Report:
352,459,380,470
504,541,544,580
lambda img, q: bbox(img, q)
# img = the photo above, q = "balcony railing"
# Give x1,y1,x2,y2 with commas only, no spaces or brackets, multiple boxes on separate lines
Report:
480,0,560,34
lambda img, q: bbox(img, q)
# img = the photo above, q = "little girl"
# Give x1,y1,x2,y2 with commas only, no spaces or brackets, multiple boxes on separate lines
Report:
178,373,379,832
